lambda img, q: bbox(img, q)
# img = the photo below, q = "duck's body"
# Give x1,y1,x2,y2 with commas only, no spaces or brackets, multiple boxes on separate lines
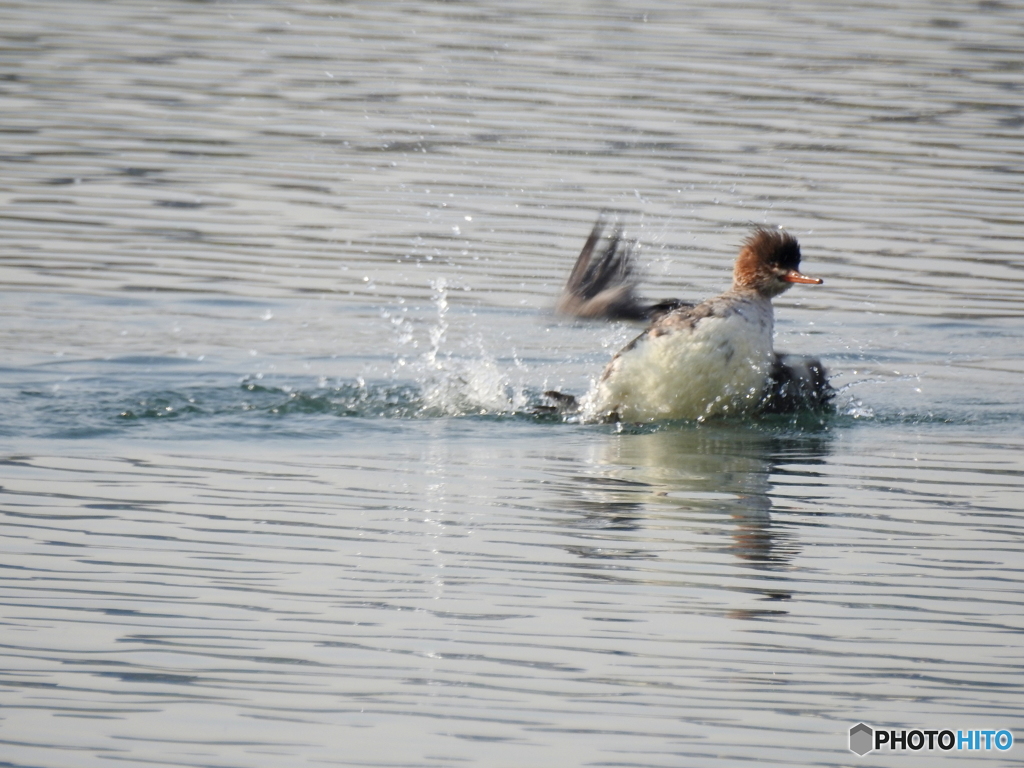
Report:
584,290,775,421
552,218,829,422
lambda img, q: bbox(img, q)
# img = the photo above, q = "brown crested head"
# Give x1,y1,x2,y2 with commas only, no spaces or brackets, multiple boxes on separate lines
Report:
732,227,822,298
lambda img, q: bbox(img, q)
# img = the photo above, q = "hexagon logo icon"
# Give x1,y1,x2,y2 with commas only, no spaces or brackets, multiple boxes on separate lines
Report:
849,723,874,756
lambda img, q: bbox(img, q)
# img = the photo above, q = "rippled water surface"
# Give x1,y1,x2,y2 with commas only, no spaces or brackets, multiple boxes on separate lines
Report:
2,1,1023,766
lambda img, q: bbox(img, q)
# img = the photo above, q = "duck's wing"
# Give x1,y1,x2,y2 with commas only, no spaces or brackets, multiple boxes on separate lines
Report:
645,298,693,322
555,215,644,320
759,353,834,413
555,215,689,322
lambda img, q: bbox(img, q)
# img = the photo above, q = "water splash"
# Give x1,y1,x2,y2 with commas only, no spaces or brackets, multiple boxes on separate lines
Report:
381,277,529,417
843,398,876,420
426,277,449,371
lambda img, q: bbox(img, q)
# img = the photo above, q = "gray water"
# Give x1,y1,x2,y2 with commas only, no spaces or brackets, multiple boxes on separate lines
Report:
2,1,1023,766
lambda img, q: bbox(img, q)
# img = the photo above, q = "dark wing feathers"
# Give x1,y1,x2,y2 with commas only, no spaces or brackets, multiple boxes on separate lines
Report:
759,354,834,413
555,215,681,322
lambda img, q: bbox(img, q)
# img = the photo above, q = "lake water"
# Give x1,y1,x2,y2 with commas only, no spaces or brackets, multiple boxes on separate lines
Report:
2,1,1023,766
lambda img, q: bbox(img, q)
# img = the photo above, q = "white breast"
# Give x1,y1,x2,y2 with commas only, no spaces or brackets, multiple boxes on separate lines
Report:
583,296,775,422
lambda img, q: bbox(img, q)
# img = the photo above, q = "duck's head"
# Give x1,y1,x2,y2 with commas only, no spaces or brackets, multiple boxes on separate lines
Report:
732,227,823,298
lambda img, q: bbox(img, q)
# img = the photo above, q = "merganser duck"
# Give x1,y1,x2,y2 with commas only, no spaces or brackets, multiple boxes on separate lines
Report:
549,216,832,422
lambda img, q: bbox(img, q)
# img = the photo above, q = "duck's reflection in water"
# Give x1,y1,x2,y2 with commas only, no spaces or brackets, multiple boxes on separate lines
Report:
553,424,833,613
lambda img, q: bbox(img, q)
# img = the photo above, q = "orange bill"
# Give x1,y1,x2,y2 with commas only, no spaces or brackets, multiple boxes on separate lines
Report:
782,270,823,285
